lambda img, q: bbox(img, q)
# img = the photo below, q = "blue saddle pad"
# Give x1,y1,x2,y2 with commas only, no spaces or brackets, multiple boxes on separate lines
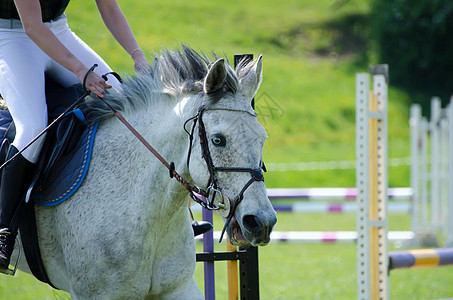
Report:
0,108,98,207
31,120,99,207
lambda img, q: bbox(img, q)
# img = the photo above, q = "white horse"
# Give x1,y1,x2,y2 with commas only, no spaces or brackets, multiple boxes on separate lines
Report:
14,46,277,299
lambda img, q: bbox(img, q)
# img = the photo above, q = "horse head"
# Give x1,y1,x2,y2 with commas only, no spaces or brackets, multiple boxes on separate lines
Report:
188,57,277,247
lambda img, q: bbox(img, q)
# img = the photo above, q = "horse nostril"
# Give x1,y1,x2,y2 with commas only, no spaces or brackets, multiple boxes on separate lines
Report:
242,215,260,233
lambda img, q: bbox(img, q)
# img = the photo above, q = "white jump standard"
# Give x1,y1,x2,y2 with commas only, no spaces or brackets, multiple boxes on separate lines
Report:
356,66,389,300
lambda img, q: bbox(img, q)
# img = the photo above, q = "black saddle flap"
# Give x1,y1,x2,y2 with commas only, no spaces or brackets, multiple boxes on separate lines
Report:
37,110,88,187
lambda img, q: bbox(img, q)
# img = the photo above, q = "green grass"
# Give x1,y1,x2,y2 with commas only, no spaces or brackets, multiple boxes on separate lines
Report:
0,272,69,299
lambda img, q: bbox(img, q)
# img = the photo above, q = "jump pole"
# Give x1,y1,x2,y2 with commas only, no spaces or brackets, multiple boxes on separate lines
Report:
196,230,414,244
267,187,412,201
226,238,239,300
389,248,453,270
356,65,389,300
202,206,216,299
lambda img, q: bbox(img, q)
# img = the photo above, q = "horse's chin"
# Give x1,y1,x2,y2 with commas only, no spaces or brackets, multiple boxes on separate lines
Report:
228,216,271,247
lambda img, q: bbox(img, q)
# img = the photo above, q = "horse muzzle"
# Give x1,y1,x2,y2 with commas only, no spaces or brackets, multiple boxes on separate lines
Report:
228,211,277,247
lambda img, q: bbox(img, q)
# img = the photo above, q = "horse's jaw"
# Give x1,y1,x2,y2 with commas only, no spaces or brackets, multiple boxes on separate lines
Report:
224,191,277,247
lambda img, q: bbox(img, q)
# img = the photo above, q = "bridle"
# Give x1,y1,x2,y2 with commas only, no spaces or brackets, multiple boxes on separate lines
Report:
95,69,266,242
100,95,266,241
184,105,266,240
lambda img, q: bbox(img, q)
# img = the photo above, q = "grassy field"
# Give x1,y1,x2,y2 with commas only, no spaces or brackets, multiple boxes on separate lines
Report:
0,0,450,299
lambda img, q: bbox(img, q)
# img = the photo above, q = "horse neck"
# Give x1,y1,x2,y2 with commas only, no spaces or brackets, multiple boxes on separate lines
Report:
119,94,200,202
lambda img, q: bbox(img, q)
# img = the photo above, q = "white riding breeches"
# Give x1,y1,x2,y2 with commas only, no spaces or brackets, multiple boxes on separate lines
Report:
0,14,121,163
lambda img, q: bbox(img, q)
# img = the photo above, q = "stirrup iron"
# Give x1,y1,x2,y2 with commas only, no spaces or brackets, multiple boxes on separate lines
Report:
0,234,21,276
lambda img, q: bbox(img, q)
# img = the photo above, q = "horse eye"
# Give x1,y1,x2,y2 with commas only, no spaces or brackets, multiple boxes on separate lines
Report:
211,134,226,147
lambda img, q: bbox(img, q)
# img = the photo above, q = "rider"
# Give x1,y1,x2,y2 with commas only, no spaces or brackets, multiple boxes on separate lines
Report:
0,0,210,275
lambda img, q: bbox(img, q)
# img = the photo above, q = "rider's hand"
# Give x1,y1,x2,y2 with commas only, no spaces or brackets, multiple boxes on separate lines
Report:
78,69,112,98
131,49,151,75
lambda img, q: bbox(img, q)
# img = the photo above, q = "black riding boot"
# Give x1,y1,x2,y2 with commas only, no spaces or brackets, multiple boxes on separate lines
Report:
0,146,36,274
192,220,213,237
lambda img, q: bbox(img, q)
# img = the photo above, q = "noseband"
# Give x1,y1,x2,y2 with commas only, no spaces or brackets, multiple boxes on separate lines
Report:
184,106,266,241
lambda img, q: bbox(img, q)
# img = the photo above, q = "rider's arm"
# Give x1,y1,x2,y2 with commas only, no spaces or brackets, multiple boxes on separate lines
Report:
96,0,150,73
14,0,111,97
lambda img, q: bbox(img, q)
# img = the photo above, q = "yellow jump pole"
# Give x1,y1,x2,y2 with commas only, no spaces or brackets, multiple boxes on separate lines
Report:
226,237,239,300
369,91,380,299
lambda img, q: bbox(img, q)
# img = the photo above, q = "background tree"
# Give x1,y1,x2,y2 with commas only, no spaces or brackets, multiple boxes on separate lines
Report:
370,0,453,105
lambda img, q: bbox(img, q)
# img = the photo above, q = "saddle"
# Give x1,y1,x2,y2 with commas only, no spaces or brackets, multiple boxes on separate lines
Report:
0,76,98,288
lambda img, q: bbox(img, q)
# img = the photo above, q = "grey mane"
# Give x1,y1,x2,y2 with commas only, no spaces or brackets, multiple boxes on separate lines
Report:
81,45,257,123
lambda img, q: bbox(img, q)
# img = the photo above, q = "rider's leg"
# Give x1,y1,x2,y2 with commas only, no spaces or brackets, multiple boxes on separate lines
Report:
0,22,49,274
0,146,36,272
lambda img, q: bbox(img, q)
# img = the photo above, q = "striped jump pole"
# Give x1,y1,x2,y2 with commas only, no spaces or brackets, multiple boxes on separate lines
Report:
268,231,413,244
389,248,453,270
195,231,415,244
272,202,410,214
267,187,412,201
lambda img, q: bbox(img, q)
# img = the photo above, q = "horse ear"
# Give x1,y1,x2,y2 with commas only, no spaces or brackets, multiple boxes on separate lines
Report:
239,55,263,99
204,58,226,94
